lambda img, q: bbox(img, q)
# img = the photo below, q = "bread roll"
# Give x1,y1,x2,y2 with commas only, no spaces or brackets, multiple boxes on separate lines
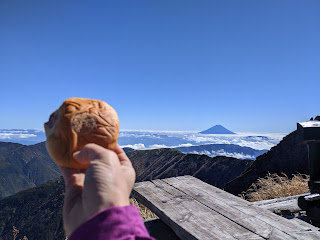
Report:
44,97,119,169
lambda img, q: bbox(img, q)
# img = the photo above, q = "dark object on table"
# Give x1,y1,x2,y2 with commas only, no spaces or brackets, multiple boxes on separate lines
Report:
297,118,320,227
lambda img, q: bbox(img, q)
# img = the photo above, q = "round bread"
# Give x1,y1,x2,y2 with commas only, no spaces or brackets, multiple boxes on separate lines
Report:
44,97,119,169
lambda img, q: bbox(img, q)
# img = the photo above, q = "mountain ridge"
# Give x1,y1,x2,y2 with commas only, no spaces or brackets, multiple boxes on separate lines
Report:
0,148,253,239
0,178,65,240
175,143,267,160
224,130,309,195
0,141,60,200
200,125,235,134
127,148,253,188
0,128,309,239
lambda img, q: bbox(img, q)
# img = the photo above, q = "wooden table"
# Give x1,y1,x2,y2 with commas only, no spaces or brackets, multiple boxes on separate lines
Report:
133,175,320,240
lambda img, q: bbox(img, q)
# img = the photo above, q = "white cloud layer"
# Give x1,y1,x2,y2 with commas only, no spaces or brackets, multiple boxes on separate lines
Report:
182,133,284,150
0,133,37,139
176,143,194,148
0,129,287,157
121,143,146,150
189,150,256,160
148,144,168,149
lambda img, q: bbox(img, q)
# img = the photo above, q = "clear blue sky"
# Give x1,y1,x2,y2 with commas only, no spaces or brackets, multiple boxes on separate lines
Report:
1,1,319,133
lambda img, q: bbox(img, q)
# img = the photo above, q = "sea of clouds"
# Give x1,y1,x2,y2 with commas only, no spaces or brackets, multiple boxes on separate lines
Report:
118,130,286,159
188,149,257,160
118,130,285,150
0,129,46,145
0,129,287,159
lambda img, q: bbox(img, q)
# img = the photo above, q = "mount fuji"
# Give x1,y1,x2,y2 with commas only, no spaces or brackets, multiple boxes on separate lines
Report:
200,125,235,134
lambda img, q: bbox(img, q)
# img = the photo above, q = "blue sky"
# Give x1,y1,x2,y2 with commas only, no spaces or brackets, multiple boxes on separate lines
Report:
1,1,319,133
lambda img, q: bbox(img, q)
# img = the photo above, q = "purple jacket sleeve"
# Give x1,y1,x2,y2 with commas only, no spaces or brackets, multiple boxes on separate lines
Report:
68,205,156,240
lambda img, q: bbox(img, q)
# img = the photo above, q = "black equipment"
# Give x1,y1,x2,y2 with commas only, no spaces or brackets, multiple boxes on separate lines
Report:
297,117,320,227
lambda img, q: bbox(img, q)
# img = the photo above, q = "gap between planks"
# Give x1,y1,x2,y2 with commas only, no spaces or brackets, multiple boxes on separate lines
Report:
162,176,320,239
133,176,320,240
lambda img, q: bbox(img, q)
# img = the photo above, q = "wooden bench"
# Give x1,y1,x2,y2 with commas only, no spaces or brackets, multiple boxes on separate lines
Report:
254,194,308,215
133,175,320,240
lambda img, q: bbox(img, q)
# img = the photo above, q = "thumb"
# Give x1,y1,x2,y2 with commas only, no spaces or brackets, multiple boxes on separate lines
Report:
73,143,105,165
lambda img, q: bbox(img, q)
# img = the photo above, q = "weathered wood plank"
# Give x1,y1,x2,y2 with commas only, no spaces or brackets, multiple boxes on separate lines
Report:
256,194,307,206
133,180,264,240
162,177,296,240
168,176,320,240
134,176,320,240
286,217,320,232
256,195,319,232
151,179,266,240
254,194,307,214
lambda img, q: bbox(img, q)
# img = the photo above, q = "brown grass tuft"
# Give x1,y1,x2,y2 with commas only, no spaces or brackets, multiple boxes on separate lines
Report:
130,198,158,220
241,173,309,202
12,226,28,240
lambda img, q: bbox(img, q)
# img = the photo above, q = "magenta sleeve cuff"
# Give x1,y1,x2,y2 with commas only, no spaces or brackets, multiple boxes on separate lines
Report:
69,205,156,240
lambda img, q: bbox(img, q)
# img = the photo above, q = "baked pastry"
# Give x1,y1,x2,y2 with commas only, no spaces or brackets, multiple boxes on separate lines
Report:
44,97,119,169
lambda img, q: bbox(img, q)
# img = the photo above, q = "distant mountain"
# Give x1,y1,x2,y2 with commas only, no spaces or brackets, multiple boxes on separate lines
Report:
123,147,134,153
0,178,65,240
0,126,313,239
175,144,267,160
0,148,253,239
200,125,235,134
1,128,309,239
0,142,60,200
127,148,253,188
224,130,309,195
0,140,253,200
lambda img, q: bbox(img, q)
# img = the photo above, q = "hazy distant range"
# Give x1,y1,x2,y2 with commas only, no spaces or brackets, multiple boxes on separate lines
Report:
0,128,286,160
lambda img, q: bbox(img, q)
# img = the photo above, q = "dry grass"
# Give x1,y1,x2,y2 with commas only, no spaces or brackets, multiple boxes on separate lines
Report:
12,226,28,240
241,173,309,202
130,198,158,220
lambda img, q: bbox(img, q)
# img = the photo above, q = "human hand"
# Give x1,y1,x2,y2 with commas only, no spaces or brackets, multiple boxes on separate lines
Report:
59,143,136,237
